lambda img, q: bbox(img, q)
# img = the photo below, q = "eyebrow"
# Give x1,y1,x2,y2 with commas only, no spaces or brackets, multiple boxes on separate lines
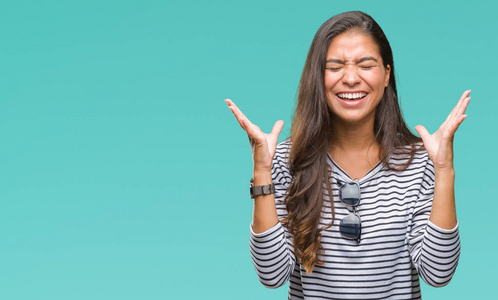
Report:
326,57,378,64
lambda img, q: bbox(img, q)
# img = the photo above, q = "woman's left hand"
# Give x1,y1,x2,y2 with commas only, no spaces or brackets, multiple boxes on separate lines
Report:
415,90,471,172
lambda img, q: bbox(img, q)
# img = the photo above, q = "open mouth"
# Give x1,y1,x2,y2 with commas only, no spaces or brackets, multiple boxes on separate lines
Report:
336,92,368,100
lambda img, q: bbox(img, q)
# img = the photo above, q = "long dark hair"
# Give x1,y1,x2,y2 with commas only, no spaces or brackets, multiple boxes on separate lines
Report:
283,11,421,273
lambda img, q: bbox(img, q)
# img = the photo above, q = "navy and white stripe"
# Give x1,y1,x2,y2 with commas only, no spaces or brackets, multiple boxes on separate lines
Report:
250,139,460,299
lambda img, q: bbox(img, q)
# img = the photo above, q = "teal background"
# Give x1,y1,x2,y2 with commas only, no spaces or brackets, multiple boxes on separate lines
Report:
0,0,496,299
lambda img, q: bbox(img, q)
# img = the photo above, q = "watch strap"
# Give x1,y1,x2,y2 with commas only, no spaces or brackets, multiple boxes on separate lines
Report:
250,178,275,198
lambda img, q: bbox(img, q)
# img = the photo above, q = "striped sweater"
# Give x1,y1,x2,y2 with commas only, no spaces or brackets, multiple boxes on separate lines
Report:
250,139,460,299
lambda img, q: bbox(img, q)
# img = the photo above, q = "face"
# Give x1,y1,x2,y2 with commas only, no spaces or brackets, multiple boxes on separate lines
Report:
324,31,391,126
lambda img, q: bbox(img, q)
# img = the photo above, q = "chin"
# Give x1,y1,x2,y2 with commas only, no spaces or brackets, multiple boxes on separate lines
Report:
334,111,375,125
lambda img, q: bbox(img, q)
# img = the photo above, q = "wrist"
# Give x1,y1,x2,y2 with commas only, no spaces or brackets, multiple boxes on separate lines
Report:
434,167,455,189
253,166,271,175
253,169,272,185
434,166,455,177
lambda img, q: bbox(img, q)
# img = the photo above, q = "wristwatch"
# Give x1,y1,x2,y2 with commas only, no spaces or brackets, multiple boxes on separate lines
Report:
250,178,275,198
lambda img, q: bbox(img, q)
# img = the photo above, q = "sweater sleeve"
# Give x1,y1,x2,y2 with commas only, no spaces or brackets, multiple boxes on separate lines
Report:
407,158,461,287
249,140,296,288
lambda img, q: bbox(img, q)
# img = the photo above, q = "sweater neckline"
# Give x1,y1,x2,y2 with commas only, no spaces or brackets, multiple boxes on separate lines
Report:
326,153,385,185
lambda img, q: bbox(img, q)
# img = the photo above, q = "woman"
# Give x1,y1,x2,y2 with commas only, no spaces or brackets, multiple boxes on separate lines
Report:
225,11,468,299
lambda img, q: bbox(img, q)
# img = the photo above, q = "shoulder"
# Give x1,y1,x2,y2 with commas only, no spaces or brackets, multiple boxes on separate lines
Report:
389,142,434,175
276,138,292,154
272,138,292,180
274,138,292,164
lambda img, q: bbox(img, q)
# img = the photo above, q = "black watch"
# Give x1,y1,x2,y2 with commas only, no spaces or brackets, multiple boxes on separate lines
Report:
249,178,275,199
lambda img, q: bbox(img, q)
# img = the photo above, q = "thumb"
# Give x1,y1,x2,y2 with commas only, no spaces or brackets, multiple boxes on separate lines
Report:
415,125,430,141
271,120,285,137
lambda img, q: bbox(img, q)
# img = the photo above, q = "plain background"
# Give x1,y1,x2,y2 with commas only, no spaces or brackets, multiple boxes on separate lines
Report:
1,0,496,299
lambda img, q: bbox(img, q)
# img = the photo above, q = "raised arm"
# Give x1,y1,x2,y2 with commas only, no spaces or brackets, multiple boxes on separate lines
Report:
415,90,471,229
224,99,284,232
225,99,295,288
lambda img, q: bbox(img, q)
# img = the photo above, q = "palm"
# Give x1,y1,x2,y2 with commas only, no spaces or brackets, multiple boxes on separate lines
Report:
415,90,471,171
225,99,284,171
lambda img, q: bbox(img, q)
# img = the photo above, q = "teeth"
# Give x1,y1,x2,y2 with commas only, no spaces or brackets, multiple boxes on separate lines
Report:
338,93,367,100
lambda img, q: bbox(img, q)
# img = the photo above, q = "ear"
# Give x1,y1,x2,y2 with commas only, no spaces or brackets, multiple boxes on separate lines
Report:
384,64,391,87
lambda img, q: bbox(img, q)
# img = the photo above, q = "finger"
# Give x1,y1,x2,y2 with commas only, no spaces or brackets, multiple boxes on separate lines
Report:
228,106,245,129
270,120,285,137
225,99,255,130
456,96,471,117
225,99,243,127
225,99,269,144
456,90,471,109
447,96,471,129
447,90,471,123
240,117,247,131
447,114,468,137
442,113,469,142
225,99,246,121
243,118,266,143
415,125,430,143
444,90,470,122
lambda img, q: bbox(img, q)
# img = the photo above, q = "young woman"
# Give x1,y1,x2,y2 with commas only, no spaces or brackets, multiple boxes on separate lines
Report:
225,11,468,299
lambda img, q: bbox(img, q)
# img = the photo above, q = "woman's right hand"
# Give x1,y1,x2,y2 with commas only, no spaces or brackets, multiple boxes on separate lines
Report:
225,99,284,172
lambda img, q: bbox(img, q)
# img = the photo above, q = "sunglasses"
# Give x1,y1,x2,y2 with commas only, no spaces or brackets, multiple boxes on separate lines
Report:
338,179,361,243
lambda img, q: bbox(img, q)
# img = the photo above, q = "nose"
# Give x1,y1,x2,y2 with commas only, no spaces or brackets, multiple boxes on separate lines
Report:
342,65,360,86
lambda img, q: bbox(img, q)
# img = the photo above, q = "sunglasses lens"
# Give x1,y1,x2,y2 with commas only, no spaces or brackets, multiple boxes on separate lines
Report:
339,182,360,206
340,214,361,240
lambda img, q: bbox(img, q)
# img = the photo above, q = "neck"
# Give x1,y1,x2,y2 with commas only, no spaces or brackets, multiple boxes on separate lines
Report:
329,117,378,153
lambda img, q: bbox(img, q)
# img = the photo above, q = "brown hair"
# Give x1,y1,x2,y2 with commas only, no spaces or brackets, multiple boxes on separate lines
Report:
283,11,421,273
